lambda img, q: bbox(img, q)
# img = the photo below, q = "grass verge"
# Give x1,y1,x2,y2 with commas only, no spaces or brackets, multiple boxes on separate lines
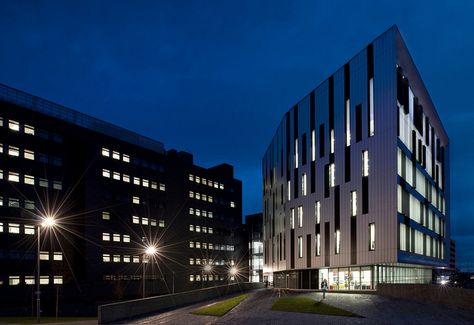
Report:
0,317,97,324
191,294,249,317
271,296,362,317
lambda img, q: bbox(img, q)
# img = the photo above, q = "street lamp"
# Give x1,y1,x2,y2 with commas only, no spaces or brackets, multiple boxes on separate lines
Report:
142,244,157,298
37,216,56,323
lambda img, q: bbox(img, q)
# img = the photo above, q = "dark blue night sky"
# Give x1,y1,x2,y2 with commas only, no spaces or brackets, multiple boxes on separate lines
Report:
1,1,472,271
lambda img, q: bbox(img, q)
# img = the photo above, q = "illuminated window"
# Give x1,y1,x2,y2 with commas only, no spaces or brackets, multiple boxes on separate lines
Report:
202,178,207,185
132,216,139,224
159,220,165,227
208,243,214,250
113,255,120,262
189,191,194,198
208,227,213,234
329,129,335,155
8,172,19,183
316,233,321,256
122,154,130,163
362,150,369,176
189,241,195,248
219,183,224,190
311,130,316,161
103,254,110,262
195,193,201,200
53,181,62,190
189,174,194,181
196,242,201,249
335,230,341,254
102,211,110,220
189,275,195,282
24,125,35,135
123,174,130,183
24,225,35,235
151,181,157,189
195,225,201,233
230,201,236,208
351,191,357,217
142,218,148,225
298,236,303,258
22,149,34,160
196,258,201,265
101,147,110,157
112,151,120,160
298,206,303,228
369,223,375,251
0,144,2,154
202,211,207,217
25,200,35,210
202,194,207,202
8,223,20,234
287,180,291,201
53,252,63,261
196,209,201,216
132,256,140,263
40,251,49,260
329,163,335,187
301,173,307,196
9,198,20,207
40,276,49,285
102,169,110,178
9,120,20,131
150,219,157,226
0,169,3,179
195,176,201,183
53,276,63,284
133,177,140,185
214,182,218,189
102,233,110,241
39,178,48,187
208,196,213,203
294,138,299,168
8,146,19,157
290,208,295,229
132,196,140,204
123,255,131,263
123,235,130,243
25,276,35,285
315,201,321,224
113,172,120,180
0,222,3,232
208,211,213,218
189,224,194,231
9,276,20,285
142,179,149,187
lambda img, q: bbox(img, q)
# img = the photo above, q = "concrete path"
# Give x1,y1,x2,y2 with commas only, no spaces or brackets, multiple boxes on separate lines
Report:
129,288,474,325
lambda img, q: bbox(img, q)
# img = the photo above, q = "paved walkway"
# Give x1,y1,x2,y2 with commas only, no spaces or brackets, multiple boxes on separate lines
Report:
129,289,474,325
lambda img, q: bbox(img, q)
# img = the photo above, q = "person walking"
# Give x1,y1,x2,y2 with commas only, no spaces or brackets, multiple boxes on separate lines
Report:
321,279,328,299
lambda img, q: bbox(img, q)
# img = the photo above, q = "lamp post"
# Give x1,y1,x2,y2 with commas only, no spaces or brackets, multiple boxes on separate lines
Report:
142,244,157,298
37,216,56,323
229,266,238,285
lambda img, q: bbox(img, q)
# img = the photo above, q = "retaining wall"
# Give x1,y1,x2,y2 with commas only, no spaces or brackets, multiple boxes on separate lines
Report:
98,282,264,324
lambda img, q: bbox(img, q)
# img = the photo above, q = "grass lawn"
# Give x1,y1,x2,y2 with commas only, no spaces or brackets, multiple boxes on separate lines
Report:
271,296,362,318
191,294,249,317
0,316,97,324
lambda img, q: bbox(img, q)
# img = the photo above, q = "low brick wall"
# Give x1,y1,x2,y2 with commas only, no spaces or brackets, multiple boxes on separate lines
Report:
98,282,264,324
377,284,474,310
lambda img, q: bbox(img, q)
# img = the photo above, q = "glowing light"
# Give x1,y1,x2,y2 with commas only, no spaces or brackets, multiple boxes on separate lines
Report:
145,245,157,256
204,264,212,272
42,216,56,228
440,280,448,285
229,266,238,276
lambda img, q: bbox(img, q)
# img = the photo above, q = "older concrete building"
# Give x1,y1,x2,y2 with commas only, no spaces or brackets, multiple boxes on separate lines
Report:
262,26,449,290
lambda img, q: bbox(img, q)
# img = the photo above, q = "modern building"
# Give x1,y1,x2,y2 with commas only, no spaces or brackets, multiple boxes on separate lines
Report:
262,25,449,290
245,213,263,283
0,83,245,315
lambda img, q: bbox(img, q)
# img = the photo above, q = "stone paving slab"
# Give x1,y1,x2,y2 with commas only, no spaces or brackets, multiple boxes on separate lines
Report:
128,288,474,325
